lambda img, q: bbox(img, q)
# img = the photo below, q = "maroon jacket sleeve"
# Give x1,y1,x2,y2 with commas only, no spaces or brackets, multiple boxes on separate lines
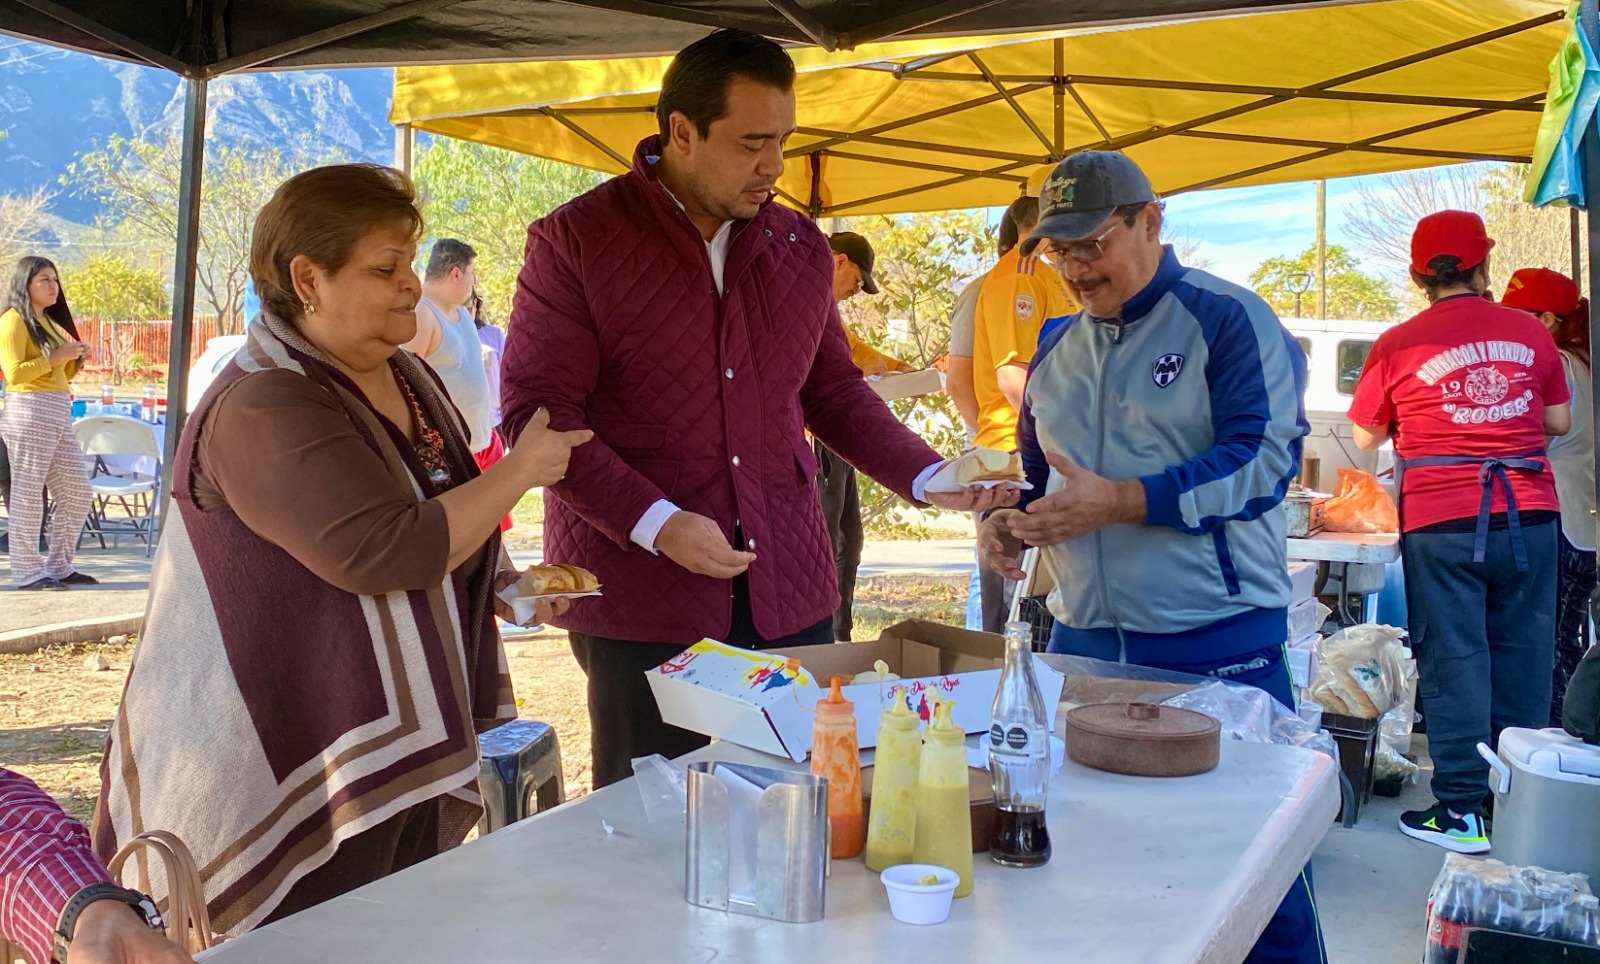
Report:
1,769,114,964
801,301,943,504
501,215,669,548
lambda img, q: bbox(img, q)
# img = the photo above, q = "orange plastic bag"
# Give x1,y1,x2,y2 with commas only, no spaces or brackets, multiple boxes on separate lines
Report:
1321,468,1399,533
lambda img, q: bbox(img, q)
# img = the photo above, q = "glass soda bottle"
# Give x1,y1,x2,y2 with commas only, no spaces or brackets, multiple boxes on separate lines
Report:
988,620,1052,867
142,383,157,422
810,676,864,860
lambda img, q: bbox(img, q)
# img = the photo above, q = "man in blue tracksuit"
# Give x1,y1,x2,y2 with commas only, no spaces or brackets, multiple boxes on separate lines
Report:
980,151,1321,964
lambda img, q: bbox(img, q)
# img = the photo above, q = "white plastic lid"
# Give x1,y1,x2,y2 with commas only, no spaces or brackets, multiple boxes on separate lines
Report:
1499,728,1600,783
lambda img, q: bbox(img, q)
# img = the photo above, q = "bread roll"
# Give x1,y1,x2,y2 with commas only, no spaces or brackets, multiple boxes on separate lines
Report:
954,447,1023,484
516,564,600,596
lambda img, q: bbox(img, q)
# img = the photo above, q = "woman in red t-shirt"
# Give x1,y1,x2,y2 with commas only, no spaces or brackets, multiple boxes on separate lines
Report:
1501,267,1595,728
1348,211,1572,855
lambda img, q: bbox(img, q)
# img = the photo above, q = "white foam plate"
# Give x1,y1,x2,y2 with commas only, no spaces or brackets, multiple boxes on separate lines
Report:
496,584,602,626
924,458,1033,494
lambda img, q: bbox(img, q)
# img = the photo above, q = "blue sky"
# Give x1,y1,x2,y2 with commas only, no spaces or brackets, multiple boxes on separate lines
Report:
1163,178,1371,289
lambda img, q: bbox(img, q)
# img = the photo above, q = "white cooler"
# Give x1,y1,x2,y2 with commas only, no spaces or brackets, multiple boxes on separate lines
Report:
1480,728,1600,881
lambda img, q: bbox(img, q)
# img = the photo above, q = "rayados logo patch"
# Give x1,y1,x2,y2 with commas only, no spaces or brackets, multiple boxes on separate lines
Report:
1152,353,1185,388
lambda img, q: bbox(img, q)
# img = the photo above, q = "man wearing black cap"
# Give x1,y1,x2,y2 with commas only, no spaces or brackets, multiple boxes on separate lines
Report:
978,150,1321,964
820,231,913,640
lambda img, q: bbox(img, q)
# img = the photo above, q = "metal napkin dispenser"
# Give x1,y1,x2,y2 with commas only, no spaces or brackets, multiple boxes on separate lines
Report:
685,761,827,923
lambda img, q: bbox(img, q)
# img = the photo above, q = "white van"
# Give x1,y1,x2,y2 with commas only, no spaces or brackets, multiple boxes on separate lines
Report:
1283,318,1396,482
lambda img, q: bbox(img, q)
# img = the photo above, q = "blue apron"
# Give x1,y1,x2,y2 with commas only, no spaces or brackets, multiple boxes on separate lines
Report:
1394,450,1548,572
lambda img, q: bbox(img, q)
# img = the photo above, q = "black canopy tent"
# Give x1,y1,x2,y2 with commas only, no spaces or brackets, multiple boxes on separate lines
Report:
0,0,1370,490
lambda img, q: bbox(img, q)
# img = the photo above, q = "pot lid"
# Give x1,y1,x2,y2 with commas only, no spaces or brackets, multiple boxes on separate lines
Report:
1066,702,1220,742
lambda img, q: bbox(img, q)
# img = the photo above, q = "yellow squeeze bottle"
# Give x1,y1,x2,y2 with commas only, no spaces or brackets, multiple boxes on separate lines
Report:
911,700,975,897
864,690,922,872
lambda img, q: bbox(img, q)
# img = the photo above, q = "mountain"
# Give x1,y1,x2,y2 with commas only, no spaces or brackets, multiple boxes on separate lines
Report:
0,43,395,224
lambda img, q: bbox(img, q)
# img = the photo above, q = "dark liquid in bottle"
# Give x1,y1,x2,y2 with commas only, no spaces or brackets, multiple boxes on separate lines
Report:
990,805,1051,867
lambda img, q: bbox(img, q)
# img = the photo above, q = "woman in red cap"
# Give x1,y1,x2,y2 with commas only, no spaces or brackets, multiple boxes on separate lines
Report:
1502,266,1594,726
1349,211,1571,854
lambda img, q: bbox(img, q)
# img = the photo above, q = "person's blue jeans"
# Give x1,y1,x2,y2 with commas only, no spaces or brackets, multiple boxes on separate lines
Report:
1402,520,1558,812
1049,627,1327,964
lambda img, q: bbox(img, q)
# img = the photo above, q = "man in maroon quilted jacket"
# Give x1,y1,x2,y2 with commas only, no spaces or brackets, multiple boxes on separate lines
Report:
502,29,1016,787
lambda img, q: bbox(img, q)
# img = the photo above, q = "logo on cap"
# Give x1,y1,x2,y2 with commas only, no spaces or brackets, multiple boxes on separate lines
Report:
1152,353,1184,388
1041,175,1077,212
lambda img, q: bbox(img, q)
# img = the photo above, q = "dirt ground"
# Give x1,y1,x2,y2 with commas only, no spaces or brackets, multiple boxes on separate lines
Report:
0,575,966,824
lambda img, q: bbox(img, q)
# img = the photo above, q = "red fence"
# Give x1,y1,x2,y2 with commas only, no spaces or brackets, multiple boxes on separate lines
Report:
72,316,236,387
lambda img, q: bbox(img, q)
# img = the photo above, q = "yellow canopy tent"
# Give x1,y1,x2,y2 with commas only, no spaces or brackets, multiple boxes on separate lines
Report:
391,0,1568,217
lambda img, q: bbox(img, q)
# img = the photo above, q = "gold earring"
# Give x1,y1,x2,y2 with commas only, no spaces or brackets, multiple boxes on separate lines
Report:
303,301,316,315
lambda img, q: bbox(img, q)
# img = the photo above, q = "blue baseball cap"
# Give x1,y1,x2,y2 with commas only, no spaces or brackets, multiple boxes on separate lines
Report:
1021,151,1156,255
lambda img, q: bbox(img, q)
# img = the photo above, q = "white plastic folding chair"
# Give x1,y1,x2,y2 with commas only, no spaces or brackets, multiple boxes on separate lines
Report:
73,414,162,556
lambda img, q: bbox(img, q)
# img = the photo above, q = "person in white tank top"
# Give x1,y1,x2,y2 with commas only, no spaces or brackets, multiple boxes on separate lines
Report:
406,239,495,453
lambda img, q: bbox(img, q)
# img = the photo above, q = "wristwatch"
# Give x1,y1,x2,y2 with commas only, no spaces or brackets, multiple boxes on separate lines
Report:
52,882,164,963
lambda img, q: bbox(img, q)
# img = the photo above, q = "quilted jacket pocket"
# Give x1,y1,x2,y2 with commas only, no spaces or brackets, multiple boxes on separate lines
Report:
793,437,821,480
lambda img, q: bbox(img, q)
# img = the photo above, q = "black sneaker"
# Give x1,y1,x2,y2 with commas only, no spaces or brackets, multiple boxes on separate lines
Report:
16,577,67,591
1399,802,1490,854
58,571,98,586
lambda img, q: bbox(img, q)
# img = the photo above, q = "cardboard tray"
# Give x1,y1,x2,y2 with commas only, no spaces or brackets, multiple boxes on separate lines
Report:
645,620,1065,763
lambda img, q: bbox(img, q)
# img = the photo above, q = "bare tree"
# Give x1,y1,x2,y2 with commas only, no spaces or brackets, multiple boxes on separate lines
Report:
66,131,307,332
1344,162,1584,307
0,187,52,266
1344,164,1486,278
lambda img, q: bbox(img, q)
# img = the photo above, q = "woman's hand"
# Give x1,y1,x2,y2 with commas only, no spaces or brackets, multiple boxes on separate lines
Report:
49,341,89,366
492,567,571,627
504,408,593,488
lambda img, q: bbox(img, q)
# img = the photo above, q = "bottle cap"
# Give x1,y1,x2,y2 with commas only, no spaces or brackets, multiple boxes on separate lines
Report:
882,689,919,727
926,699,960,738
816,675,854,716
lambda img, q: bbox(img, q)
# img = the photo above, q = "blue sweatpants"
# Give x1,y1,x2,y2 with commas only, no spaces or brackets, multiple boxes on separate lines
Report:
1401,520,1558,812
1049,624,1328,964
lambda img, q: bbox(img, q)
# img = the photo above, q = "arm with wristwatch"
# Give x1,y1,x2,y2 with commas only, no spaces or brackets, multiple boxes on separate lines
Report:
1,769,192,964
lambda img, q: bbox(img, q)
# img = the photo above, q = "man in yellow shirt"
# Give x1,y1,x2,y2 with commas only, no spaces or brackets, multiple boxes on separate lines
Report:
819,232,913,640
971,197,1077,630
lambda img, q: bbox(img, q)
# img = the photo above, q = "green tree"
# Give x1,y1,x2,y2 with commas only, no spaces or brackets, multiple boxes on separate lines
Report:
69,254,168,320
412,138,604,321
835,210,993,532
1250,245,1399,320
65,130,310,333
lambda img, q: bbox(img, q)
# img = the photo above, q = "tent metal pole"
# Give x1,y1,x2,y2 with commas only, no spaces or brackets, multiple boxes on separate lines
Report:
1582,0,1600,553
968,52,1058,160
541,108,633,169
790,83,1049,156
11,0,188,72
1052,39,1067,154
760,0,838,51
1573,207,1584,290
1175,128,1528,165
822,148,1028,182
793,126,1042,164
807,152,824,219
1166,94,1543,194
394,123,414,175
841,0,1007,48
206,0,470,74
161,75,207,520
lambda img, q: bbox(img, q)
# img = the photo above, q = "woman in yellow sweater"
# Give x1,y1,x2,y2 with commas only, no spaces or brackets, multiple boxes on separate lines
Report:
0,256,95,590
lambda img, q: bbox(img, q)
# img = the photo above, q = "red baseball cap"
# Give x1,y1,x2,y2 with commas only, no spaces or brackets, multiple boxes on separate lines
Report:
1410,210,1494,276
1501,267,1581,316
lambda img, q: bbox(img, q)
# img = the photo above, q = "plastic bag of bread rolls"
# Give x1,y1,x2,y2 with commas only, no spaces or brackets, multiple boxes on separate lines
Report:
1309,623,1408,719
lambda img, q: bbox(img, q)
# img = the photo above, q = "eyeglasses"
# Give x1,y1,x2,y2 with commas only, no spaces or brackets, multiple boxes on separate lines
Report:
1035,220,1124,267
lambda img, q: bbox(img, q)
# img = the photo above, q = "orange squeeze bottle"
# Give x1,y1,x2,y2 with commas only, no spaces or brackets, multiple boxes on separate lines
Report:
810,675,865,859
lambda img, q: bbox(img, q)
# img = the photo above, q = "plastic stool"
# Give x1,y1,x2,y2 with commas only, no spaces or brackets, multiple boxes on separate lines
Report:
477,719,564,834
